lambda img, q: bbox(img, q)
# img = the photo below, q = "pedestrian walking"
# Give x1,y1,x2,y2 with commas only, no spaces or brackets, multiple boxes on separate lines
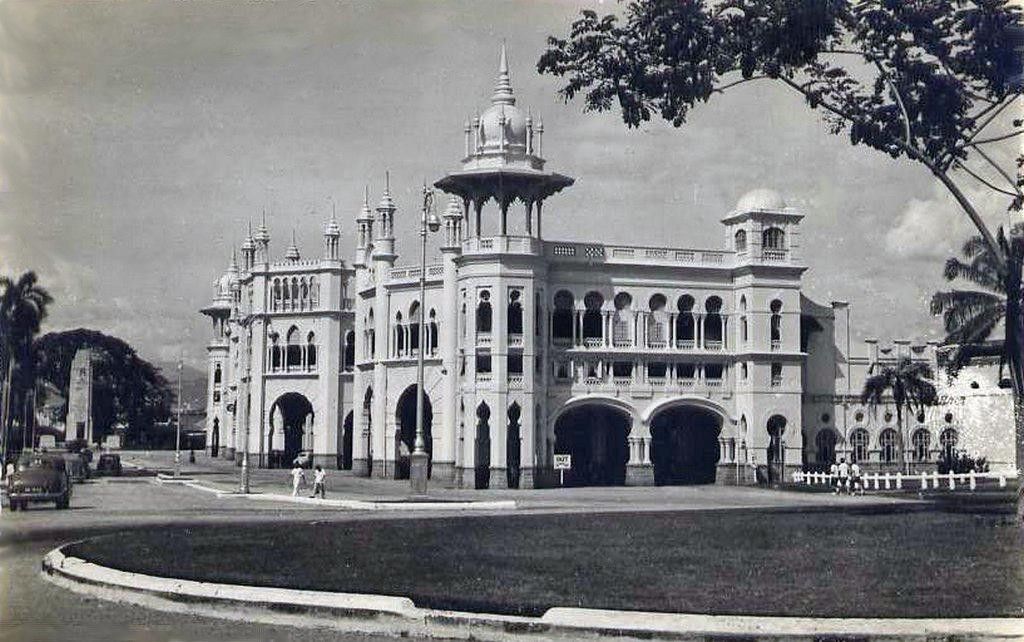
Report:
829,461,840,494
290,463,306,497
310,465,326,499
850,461,863,495
838,458,850,495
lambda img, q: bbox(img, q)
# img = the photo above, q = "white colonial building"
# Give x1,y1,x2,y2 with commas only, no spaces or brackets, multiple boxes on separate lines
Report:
200,48,1015,488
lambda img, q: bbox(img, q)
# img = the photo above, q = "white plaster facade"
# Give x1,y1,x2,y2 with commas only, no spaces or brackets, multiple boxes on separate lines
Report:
200,48,1015,488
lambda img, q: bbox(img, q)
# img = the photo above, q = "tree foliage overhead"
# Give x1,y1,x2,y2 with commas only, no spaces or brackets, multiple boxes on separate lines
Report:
33,328,173,445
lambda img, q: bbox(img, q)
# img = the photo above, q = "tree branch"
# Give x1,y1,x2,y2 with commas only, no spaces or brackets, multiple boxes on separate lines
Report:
954,160,1021,199
872,59,912,148
971,145,1023,197
713,74,769,93
969,130,1024,147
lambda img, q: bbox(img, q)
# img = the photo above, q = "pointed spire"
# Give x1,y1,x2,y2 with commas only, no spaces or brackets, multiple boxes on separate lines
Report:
256,209,270,243
491,41,515,106
325,199,340,237
229,249,239,273
358,185,373,221
285,229,300,261
241,220,255,250
377,170,395,211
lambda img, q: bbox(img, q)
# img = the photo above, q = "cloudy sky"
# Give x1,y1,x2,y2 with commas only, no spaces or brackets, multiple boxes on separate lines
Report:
0,0,1019,368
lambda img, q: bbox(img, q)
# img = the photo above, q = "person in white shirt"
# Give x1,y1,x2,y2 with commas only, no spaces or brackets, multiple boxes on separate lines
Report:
829,461,840,494
850,461,862,495
310,465,326,499
290,464,306,497
838,458,850,495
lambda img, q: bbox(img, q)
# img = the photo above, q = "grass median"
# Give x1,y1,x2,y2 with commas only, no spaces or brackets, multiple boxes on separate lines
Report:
66,506,1024,618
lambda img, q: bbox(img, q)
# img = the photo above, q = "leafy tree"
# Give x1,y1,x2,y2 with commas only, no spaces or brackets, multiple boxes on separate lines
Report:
862,357,939,474
0,271,53,465
539,1,1024,496
32,328,174,447
931,223,1024,379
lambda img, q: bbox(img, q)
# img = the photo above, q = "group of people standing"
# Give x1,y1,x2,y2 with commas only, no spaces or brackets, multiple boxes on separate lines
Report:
829,458,864,495
290,463,327,498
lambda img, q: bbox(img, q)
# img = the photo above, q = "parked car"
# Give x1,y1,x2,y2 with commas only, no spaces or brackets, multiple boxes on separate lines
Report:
95,453,122,476
6,453,71,510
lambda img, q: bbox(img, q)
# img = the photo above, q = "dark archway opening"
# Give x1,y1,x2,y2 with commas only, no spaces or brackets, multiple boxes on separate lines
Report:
507,403,521,489
363,387,373,477
395,386,433,480
650,405,722,485
269,393,314,469
341,411,353,470
475,403,491,489
554,405,630,487
767,415,787,484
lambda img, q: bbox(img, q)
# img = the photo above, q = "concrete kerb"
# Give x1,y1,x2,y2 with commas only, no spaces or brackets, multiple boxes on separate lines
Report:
154,475,518,511
42,544,1024,641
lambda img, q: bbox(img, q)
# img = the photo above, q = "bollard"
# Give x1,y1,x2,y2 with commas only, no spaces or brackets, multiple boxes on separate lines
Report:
969,471,976,491
920,471,928,490
933,471,940,489
948,471,955,490
873,474,880,491
999,474,1007,488
805,472,811,485
896,472,902,490
884,473,891,490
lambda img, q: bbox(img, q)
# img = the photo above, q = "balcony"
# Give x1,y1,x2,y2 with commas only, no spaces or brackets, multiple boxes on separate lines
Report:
678,378,696,388
705,379,723,388
476,332,492,346
508,333,524,347
583,337,603,348
612,376,631,388
675,339,695,350
762,249,788,262
477,371,492,383
463,235,542,256
704,340,723,351
508,374,523,389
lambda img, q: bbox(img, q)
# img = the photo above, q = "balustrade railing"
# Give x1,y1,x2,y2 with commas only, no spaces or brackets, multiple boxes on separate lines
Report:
509,333,524,347
704,340,723,351
477,332,492,346
794,469,1017,492
508,374,524,389
771,339,781,351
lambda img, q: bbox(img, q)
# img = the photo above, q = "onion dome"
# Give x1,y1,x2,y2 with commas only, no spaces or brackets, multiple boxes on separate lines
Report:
735,188,787,212
477,44,528,151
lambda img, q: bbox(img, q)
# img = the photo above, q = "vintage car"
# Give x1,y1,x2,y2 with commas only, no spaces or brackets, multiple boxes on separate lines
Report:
6,453,72,510
95,453,122,476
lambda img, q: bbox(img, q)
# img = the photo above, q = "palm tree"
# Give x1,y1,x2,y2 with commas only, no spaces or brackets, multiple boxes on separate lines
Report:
0,271,53,467
862,357,938,474
931,226,1024,511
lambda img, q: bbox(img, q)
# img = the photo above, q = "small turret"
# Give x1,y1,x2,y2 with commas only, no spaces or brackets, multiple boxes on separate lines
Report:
285,229,300,262
241,221,256,271
323,202,341,261
355,186,374,267
372,172,397,262
255,211,271,264
441,195,464,250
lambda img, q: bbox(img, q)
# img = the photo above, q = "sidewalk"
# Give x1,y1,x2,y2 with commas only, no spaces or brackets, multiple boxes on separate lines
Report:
124,450,924,513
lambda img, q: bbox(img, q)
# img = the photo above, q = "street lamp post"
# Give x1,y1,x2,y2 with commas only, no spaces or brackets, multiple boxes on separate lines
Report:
174,359,183,477
410,185,440,496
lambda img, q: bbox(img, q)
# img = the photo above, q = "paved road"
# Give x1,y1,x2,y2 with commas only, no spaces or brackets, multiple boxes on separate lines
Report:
0,452,915,642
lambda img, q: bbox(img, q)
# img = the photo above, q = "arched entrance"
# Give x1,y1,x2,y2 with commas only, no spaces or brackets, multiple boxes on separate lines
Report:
649,405,722,485
341,411,353,470
554,403,630,487
210,418,220,457
395,385,432,480
475,402,491,489
767,415,787,484
268,393,314,469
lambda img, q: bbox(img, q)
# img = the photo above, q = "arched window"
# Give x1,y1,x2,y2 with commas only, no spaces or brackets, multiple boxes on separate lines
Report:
273,280,282,311
940,428,958,460
366,308,375,359
286,326,301,369
269,334,281,371
582,291,604,342
306,331,317,370
879,429,898,464
395,312,406,356
770,299,782,348
704,296,723,347
291,278,299,310
815,429,837,465
734,229,747,252
912,429,931,463
300,280,309,310
213,363,222,385
850,428,869,463
409,301,421,355
460,303,467,341
344,330,355,371
508,290,523,336
740,362,748,380
429,309,438,355
739,296,748,343
552,290,574,343
648,294,668,347
613,292,632,346
281,278,290,310
676,295,695,346
534,291,542,337
762,226,785,250
476,290,492,334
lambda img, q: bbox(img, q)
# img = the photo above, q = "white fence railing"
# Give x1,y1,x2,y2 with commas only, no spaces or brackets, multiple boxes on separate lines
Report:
792,470,1018,491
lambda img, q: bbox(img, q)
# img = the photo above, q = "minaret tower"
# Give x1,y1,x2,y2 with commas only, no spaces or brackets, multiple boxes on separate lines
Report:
241,222,256,272
354,187,374,268
255,212,271,264
323,204,341,262
370,174,397,477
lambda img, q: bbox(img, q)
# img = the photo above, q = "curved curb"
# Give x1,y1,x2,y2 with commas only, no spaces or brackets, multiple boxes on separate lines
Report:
42,544,1024,640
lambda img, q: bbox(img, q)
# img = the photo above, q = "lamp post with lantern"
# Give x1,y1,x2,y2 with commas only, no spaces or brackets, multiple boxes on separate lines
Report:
410,185,440,495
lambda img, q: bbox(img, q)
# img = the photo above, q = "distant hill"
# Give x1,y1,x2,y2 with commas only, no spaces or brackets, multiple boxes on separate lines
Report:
155,361,208,413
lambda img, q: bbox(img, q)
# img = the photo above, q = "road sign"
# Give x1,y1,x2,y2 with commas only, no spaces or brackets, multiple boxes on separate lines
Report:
553,454,571,487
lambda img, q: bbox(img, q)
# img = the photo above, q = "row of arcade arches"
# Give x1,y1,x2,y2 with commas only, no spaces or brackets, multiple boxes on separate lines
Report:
264,389,787,487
